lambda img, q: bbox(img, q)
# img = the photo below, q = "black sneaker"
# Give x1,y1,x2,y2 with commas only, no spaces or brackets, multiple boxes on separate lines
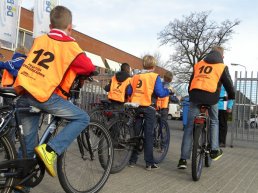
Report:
210,149,223,160
146,164,160,171
128,162,136,168
177,159,187,169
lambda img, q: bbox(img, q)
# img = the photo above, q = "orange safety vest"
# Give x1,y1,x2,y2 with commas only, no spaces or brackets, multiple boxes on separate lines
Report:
1,70,14,87
108,76,131,102
131,72,158,106
156,96,169,109
13,34,83,102
190,60,225,93
55,69,77,99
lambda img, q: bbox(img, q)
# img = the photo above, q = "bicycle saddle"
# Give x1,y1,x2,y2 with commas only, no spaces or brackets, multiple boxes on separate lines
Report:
124,102,140,108
198,104,211,113
0,87,17,98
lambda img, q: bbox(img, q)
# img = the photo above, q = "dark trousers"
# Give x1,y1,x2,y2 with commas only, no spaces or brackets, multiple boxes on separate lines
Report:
219,110,228,144
129,106,156,166
159,108,169,121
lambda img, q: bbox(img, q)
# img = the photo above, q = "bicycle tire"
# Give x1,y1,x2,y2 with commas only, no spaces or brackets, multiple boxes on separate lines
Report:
103,118,134,174
0,135,17,193
57,121,113,193
192,123,205,181
153,119,170,163
89,108,114,127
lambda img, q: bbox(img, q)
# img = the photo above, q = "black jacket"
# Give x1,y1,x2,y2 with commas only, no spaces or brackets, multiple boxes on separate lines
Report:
189,50,235,105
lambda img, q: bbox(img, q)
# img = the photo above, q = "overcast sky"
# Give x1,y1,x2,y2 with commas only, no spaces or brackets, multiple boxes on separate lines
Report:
22,0,258,74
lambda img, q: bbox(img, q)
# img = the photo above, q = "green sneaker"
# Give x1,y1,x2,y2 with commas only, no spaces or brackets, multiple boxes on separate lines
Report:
35,144,57,177
210,149,223,161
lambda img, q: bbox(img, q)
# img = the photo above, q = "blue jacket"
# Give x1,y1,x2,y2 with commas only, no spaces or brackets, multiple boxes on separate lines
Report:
218,86,234,110
0,52,26,77
163,81,179,103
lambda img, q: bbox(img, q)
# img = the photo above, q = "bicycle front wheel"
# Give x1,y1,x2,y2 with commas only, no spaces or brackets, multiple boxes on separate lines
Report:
0,135,17,193
153,119,170,163
105,118,134,174
57,121,113,193
191,124,205,181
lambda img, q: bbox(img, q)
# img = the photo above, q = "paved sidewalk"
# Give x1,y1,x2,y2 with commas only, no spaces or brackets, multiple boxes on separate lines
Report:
33,120,258,193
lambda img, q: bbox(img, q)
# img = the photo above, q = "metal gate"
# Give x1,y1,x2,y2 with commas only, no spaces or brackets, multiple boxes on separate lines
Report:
230,71,258,147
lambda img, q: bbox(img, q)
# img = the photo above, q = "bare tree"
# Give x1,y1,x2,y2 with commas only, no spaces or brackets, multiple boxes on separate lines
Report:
140,51,167,68
158,11,240,95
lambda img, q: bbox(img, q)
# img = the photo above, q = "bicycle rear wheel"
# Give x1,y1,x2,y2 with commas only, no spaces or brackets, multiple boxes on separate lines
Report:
0,135,17,193
153,119,170,163
89,108,114,127
105,118,134,174
57,121,113,193
192,124,205,181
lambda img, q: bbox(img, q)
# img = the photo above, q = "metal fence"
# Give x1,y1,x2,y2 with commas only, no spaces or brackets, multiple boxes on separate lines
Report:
230,71,258,147
0,74,111,112
78,74,111,112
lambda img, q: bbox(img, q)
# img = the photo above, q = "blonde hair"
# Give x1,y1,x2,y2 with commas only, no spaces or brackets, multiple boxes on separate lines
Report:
164,71,173,83
15,46,29,55
211,46,224,57
142,55,157,69
50,6,72,30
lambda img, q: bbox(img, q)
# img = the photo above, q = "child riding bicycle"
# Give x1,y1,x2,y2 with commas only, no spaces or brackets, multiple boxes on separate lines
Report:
177,46,235,169
13,5,95,186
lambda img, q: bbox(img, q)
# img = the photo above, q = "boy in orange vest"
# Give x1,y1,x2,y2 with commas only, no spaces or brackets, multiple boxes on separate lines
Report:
177,46,235,169
127,55,172,170
156,71,178,120
13,5,95,179
104,62,131,107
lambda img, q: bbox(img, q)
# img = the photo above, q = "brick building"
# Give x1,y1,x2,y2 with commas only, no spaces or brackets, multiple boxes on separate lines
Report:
0,7,167,76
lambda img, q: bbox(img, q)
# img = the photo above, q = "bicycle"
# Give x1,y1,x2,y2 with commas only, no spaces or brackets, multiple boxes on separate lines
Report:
105,102,170,173
89,100,120,127
0,78,114,193
191,104,212,181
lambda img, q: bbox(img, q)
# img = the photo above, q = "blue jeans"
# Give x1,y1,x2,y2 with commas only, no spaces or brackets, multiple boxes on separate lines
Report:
17,93,90,157
129,106,156,166
180,102,219,160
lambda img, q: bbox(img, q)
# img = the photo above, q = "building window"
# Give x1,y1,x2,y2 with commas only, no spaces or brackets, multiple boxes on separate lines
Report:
0,29,33,51
18,29,33,50
0,39,13,50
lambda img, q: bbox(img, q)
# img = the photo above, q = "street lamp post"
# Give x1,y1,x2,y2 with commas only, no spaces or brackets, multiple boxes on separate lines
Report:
231,63,247,71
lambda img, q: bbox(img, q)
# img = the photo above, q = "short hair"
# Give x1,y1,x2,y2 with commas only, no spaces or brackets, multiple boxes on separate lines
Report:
15,46,29,55
121,63,130,72
164,71,173,82
50,6,72,30
142,55,157,69
211,46,224,57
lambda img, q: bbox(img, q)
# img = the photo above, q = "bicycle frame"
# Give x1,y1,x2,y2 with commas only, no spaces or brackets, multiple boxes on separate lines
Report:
0,90,95,187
